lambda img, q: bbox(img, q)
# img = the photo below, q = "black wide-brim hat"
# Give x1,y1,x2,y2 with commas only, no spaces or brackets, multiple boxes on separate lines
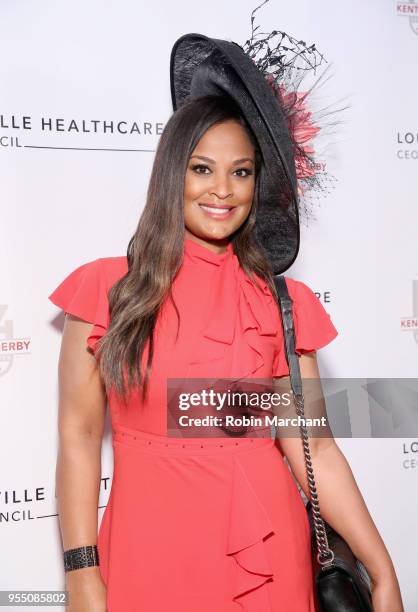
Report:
170,33,300,275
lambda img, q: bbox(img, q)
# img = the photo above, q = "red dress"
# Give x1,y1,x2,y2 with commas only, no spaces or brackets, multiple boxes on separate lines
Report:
49,237,338,612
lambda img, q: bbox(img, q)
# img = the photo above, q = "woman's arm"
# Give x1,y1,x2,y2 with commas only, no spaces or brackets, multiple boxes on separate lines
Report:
276,351,404,612
56,314,107,610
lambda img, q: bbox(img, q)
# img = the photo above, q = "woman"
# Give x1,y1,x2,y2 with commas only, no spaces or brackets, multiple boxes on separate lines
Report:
49,36,404,612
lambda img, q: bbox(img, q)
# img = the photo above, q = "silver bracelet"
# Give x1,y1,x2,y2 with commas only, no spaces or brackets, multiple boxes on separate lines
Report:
63,545,100,572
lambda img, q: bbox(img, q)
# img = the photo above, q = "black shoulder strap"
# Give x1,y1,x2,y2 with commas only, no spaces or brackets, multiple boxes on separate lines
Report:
273,275,303,397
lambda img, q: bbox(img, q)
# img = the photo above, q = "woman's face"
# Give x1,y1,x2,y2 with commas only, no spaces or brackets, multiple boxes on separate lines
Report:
184,119,256,253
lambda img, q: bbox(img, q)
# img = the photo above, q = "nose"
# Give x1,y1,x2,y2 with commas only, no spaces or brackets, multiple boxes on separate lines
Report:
209,173,233,200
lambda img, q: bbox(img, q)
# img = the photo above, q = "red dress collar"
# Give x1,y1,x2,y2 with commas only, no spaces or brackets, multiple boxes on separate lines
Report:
183,237,234,267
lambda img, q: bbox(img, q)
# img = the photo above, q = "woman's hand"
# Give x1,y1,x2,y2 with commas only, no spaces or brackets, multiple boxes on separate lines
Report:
371,571,404,612
66,566,107,611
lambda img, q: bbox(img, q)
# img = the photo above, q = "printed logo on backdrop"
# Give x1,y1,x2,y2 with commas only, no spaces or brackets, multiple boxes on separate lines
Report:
397,130,418,159
314,289,332,304
402,440,418,469
0,114,164,151
399,281,418,470
0,477,111,525
397,1,418,34
400,279,418,343
0,305,31,377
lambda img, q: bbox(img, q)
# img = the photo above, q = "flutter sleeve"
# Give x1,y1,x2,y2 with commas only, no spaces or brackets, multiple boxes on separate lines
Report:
272,276,338,377
48,258,109,353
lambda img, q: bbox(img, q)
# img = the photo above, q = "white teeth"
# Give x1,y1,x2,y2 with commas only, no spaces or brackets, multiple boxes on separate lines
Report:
200,205,232,215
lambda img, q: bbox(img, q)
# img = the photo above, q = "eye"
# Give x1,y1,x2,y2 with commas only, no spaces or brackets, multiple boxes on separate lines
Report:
234,167,253,178
191,163,211,174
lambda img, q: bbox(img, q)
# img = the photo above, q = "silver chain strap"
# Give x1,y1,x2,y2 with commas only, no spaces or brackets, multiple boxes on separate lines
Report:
293,392,335,569
273,274,336,569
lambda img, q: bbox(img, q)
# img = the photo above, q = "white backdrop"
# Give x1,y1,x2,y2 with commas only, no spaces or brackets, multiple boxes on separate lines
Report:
1,0,417,609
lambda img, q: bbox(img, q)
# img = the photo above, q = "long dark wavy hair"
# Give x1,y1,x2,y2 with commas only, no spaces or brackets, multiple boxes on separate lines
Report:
97,94,286,404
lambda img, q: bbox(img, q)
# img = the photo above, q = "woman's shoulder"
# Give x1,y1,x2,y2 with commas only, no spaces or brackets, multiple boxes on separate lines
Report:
66,255,129,286
48,255,128,323
95,255,129,286
282,274,316,294
281,274,338,352
281,274,330,319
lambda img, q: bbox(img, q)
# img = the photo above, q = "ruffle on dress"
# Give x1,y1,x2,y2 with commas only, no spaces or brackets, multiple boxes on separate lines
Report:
186,252,277,379
48,257,124,354
226,457,275,610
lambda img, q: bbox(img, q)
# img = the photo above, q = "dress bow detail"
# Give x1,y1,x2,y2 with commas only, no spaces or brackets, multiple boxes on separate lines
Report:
195,251,281,379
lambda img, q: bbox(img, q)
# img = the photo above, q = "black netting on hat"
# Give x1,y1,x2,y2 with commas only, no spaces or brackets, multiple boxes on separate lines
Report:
239,0,343,223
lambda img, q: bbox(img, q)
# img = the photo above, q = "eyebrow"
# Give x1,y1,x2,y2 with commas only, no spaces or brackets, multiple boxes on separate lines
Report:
190,155,254,165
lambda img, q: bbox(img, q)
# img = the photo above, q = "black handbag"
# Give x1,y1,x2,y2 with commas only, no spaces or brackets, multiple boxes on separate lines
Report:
273,275,374,612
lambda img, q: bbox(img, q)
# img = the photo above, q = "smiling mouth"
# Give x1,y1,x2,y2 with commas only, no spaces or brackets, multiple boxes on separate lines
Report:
198,203,235,215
